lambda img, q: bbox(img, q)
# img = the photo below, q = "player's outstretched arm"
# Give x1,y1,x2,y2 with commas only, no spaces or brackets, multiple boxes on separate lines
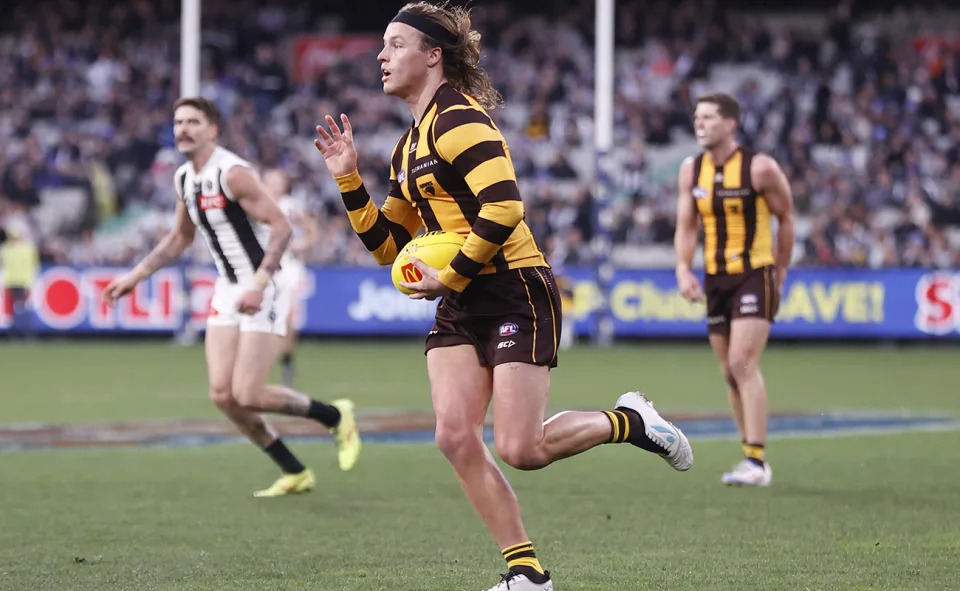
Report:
103,198,196,306
315,114,421,265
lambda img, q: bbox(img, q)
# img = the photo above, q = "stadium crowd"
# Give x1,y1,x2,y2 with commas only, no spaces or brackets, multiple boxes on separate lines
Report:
1,0,958,271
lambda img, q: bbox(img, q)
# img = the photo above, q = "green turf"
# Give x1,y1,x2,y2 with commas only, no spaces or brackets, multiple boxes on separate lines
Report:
1,341,958,423
1,435,958,591
1,340,958,590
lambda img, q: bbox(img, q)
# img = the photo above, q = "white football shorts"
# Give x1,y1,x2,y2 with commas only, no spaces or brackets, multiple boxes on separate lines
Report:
206,274,290,336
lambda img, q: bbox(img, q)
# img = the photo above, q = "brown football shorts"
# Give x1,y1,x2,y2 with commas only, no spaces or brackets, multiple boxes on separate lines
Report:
425,266,562,368
704,265,779,333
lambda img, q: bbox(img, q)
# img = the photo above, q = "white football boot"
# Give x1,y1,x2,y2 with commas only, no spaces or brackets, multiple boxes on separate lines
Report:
615,391,694,471
721,459,772,487
484,570,553,591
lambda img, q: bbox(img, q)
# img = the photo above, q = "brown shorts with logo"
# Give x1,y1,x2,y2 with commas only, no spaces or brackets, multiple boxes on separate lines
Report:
425,266,562,368
704,265,779,333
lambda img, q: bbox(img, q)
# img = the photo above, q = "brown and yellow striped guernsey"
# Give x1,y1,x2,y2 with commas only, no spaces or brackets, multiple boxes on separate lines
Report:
691,146,774,275
336,83,547,293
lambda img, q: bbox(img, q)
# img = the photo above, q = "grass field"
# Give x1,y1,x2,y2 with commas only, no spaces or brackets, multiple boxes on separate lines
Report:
1,340,959,590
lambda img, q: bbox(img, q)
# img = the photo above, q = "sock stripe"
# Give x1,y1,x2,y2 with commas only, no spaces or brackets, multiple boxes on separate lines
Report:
501,541,545,576
615,410,630,442
509,557,541,570
504,549,537,561
604,411,620,443
605,410,631,444
743,442,765,462
501,542,533,556
503,546,534,559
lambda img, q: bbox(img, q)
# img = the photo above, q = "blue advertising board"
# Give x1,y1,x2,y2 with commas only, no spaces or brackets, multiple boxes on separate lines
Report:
2,265,958,339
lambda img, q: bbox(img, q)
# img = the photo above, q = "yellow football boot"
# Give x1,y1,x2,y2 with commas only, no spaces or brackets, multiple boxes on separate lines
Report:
253,468,316,498
331,399,361,471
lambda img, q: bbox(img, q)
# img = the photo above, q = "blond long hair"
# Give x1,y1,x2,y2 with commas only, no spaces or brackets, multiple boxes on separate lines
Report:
398,1,503,110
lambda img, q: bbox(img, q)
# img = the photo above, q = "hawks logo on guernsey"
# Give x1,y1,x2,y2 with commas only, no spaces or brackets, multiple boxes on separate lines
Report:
174,146,268,284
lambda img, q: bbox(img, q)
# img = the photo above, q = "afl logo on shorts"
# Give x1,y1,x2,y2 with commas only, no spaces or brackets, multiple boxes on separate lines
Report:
499,322,519,337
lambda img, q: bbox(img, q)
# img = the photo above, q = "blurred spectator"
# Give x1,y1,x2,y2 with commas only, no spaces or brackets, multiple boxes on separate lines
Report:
247,42,289,119
1,220,40,339
0,0,958,270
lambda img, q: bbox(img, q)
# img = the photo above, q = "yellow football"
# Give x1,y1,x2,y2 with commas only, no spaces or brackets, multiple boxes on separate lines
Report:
391,231,466,295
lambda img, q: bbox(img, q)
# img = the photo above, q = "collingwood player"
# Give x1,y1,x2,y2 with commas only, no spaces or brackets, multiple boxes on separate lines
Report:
104,97,360,497
262,167,319,387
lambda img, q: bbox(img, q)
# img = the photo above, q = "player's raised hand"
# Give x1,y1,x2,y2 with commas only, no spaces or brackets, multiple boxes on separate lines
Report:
314,114,358,178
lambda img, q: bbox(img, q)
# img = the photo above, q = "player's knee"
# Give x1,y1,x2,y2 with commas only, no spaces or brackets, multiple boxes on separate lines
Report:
721,365,738,389
496,438,547,471
727,352,758,381
434,422,483,464
209,384,234,411
231,381,262,412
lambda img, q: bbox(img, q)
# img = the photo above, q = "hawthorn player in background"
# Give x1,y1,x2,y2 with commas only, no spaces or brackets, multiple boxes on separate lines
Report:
674,93,795,487
314,3,693,589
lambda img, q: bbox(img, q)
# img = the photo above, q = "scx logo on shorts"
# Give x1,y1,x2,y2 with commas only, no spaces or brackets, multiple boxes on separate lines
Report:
740,293,759,314
499,322,519,337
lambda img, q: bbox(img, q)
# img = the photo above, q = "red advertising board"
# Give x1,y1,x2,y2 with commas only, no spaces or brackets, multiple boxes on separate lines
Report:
291,35,381,83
